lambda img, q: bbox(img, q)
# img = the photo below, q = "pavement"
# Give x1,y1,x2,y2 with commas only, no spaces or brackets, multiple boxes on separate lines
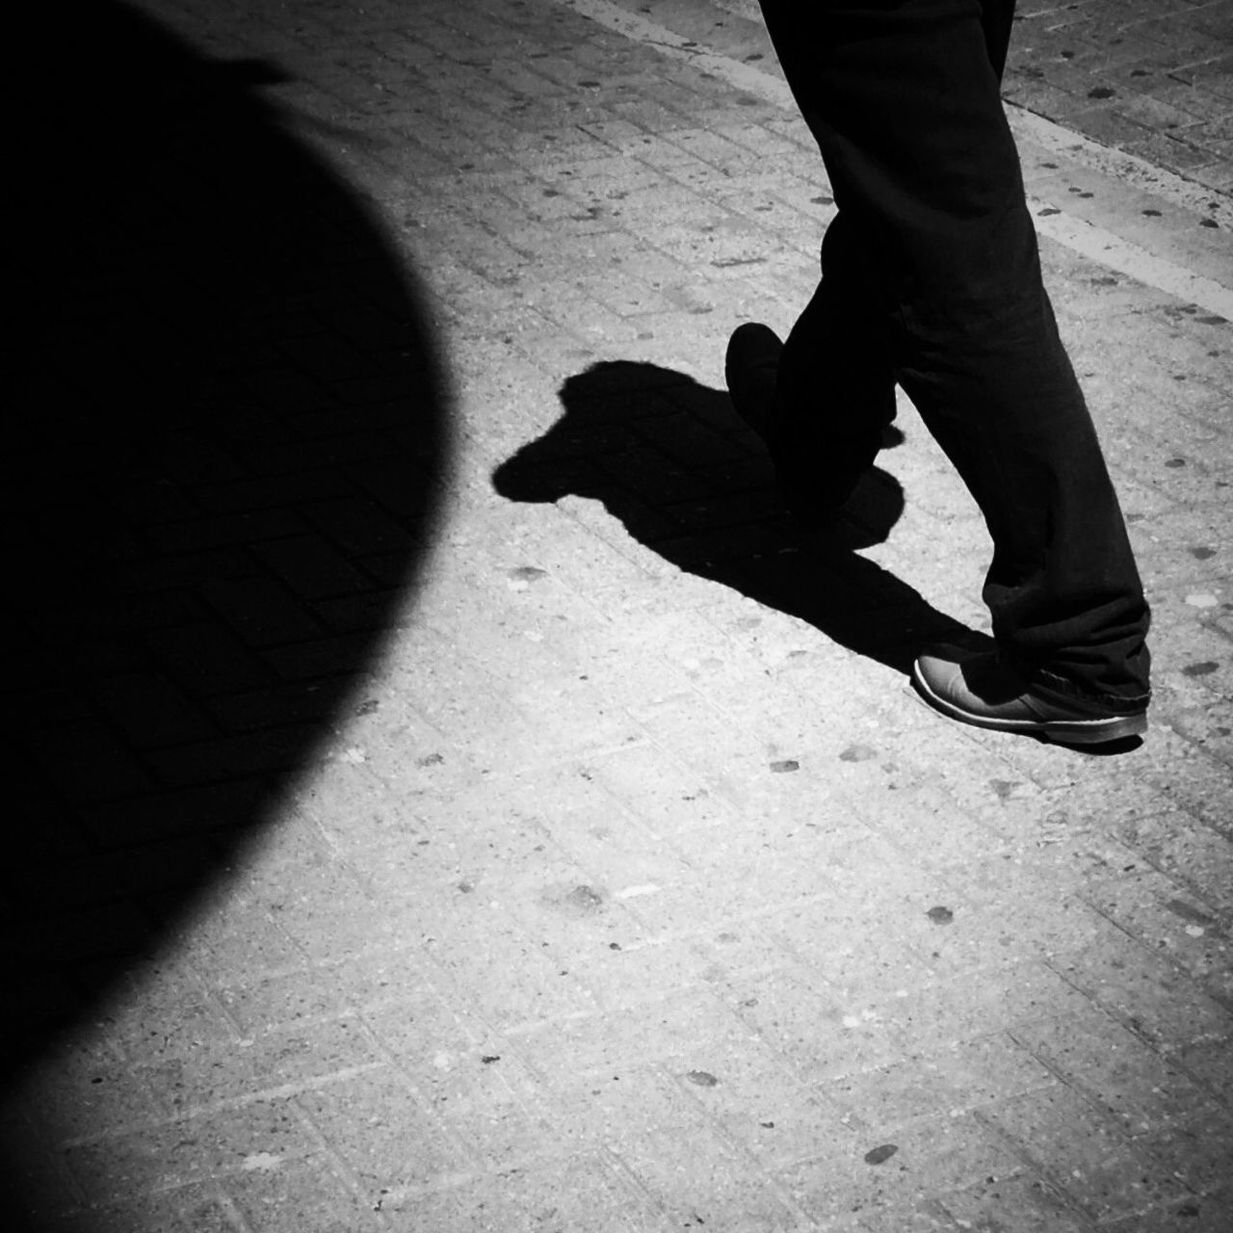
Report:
2,0,1231,1230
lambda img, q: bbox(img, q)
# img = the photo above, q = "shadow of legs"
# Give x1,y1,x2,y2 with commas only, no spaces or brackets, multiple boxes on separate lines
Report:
493,360,985,676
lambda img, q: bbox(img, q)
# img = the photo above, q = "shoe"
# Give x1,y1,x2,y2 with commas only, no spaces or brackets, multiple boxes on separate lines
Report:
725,323,838,529
911,646,1148,746
725,322,783,442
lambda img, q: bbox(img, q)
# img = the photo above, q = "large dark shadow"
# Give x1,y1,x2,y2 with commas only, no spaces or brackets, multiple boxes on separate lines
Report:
1,2,446,1220
494,361,983,671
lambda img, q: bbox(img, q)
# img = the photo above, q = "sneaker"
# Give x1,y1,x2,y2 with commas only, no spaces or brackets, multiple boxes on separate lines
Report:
911,646,1148,746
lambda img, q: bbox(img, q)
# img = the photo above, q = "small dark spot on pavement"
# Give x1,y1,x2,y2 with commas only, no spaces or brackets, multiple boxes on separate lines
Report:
481,1055,500,1064
864,1144,899,1165
1165,898,1215,926
770,759,800,773
1182,662,1219,678
509,565,548,581
685,1070,720,1087
990,779,1018,800
1088,86,1116,99
417,752,445,767
1165,458,1187,468
1200,218,1219,229
543,883,607,916
354,698,380,715
1142,208,1162,217
927,906,955,926
840,744,877,762
1190,546,1216,559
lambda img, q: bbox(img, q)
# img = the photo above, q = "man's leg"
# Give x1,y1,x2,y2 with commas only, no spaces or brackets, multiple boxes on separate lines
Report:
757,0,1150,714
769,213,898,518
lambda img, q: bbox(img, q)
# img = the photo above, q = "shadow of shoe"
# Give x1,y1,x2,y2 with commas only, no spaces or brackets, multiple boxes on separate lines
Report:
493,360,985,675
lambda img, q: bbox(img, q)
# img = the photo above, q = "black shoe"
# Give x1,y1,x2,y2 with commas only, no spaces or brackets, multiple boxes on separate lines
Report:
725,322,783,442
726,322,839,530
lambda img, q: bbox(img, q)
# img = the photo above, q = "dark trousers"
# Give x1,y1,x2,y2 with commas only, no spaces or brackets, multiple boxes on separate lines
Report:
759,0,1150,703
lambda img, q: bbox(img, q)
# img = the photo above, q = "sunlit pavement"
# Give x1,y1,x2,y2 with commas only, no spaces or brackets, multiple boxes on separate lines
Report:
3,1,1231,1230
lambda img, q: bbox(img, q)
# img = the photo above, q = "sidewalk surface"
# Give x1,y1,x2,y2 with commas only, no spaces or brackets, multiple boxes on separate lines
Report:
3,0,1232,1230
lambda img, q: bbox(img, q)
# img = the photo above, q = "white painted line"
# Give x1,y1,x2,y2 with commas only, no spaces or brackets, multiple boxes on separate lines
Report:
559,0,795,109
1008,108,1233,232
1030,200,1233,321
556,0,1232,316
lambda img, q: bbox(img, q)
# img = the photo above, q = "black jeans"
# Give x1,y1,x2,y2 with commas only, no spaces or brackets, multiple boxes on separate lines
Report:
758,0,1150,705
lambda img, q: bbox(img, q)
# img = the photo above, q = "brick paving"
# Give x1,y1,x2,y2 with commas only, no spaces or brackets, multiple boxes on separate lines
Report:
1008,0,1233,193
1,0,1231,1231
